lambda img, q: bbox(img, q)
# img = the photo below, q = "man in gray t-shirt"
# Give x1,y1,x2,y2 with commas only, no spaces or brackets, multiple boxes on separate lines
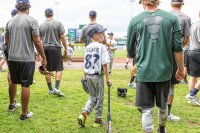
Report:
167,0,191,122
40,8,67,97
79,10,107,46
5,0,46,121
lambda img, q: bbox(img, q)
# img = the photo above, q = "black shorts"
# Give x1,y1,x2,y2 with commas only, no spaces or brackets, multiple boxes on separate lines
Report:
184,50,189,67
187,50,200,77
44,46,63,71
135,80,170,109
8,61,35,87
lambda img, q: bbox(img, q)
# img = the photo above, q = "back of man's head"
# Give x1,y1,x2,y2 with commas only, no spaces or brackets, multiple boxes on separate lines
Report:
45,8,54,18
139,0,160,6
89,10,97,20
171,0,184,8
15,0,31,11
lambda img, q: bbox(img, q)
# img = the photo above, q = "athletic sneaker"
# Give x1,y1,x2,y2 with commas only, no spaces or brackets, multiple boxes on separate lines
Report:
19,112,33,121
185,94,200,106
78,114,86,127
167,113,180,122
49,89,57,95
8,102,20,112
54,88,65,97
92,118,105,128
128,82,136,88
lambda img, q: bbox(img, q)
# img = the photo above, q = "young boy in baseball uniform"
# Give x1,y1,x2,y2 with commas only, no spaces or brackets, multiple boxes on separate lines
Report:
78,25,112,127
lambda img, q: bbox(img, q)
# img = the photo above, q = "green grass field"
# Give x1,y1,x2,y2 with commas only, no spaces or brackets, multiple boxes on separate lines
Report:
0,69,200,133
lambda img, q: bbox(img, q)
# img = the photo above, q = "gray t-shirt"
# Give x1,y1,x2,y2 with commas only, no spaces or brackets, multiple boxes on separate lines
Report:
189,21,200,50
170,11,191,50
5,14,39,62
80,23,104,45
40,20,65,48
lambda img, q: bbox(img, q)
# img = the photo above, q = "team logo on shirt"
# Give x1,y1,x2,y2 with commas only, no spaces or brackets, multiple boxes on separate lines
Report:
143,16,163,44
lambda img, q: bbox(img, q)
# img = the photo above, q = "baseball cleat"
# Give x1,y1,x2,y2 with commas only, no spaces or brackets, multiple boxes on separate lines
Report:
54,88,65,97
8,102,21,112
19,112,33,121
167,113,180,122
185,94,200,106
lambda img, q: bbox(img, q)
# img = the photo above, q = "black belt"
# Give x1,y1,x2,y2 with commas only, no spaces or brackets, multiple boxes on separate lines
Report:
87,73,99,76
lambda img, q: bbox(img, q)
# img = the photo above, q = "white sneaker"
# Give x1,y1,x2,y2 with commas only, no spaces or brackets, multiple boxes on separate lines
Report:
128,82,136,88
167,113,180,122
185,94,200,106
19,112,33,121
26,112,33,118
8,102,21,112
49,89,57,95
54,88,65,97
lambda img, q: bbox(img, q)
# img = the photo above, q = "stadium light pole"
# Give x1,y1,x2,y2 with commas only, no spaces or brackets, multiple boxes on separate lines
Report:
55,1,60,21
129,0,136,20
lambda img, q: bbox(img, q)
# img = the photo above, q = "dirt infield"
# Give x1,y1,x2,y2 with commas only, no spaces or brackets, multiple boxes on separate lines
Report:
0,58,133,70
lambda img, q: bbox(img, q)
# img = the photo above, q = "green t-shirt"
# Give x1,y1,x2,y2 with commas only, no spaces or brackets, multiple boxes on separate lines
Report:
127,9,182,82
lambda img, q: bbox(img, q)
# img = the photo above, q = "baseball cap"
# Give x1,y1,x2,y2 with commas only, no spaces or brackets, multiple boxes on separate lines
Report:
16,0,31,10
87,25,107,37
16,0,30,4
89,10,97,17
11,9,19,17
45,8,54,15
171,0,184,4
108,32,114,36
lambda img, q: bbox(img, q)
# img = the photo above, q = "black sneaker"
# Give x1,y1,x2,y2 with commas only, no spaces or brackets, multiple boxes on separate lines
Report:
8,102,21,112
19,112,33,121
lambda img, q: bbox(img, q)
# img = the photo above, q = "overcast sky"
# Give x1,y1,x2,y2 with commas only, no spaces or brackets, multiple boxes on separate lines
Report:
0,0,199,35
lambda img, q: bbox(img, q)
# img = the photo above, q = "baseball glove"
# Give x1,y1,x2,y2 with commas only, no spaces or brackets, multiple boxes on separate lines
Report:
39,66,54,77
131,64,137,77
62,54,71,62
81,78,89,94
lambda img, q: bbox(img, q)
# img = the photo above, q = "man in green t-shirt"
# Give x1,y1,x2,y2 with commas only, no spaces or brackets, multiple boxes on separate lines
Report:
126,0,184,132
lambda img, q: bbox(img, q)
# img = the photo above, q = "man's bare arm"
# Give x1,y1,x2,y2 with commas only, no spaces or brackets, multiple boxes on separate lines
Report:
32,35,46,67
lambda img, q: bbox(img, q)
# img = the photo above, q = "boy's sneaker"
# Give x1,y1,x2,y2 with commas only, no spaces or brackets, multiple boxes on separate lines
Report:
49,89,57,95
78,114,86,127
54,88,65,97
19,112,33,121
92,118,105,128
8,102,21,112
167,113,180,122
128,82,136,88
185,94,200,106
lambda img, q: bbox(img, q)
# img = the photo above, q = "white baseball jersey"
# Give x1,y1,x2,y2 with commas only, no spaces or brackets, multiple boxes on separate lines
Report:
107,39,117,58
84,42,110,75
107,39,117,50
67,47,74,56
